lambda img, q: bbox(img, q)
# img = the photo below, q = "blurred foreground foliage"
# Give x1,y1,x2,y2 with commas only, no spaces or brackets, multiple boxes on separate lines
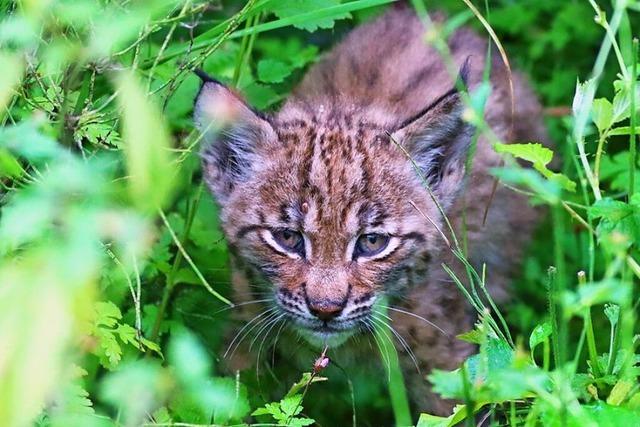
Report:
0,0,639,426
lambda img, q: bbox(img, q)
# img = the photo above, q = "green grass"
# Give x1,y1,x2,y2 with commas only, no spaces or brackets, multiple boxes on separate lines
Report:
0,0,639,426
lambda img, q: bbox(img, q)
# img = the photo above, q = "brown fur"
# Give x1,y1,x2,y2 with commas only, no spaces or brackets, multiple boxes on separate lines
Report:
194,6,547,416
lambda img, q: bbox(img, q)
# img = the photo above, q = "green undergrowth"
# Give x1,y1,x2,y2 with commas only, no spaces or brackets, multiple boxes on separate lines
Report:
0,0,639,426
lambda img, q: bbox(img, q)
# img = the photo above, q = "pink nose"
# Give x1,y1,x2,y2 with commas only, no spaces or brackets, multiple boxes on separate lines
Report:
308,302,343,322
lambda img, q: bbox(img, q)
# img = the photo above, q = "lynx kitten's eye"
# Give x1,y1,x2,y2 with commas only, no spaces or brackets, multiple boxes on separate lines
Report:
355,233,390,258
272,229,304,254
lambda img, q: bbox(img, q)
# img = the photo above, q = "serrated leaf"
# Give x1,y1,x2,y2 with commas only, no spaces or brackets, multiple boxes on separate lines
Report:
271,0,351,32
280,394,303,417
604,303,620,327
96,328,122,368
289,417,315,427
495,142,553,165
95,301,122,327
589,198,635,222
116,323,138,346
494,143,575,191
257,59,293,83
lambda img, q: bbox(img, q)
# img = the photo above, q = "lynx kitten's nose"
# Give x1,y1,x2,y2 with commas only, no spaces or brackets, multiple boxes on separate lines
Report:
308,302,343,322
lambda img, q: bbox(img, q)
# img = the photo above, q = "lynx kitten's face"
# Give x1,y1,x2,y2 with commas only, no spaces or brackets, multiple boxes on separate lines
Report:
194,76,471,346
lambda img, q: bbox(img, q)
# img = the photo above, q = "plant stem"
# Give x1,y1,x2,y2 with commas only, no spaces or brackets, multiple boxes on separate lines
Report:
579,271,602,377
629,38,638,197
149,185,207,343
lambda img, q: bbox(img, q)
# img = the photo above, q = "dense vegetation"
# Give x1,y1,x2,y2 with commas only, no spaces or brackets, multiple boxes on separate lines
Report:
1,0,639,426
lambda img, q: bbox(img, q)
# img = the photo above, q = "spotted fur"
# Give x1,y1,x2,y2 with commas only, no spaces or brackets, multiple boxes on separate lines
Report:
194,6,546,415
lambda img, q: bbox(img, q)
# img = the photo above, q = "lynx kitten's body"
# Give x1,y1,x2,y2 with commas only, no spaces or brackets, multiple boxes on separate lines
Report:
194,6,546,414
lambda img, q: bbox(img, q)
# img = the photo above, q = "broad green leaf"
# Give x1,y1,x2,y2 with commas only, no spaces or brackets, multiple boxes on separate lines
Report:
494,143,576,191
257,59,293,83
612,87,631,124
270,0,351,32
115,71,174,212
529,321,552,353
495,142,553,165
584,401,640,426
562,280,631,316
591,98,614,133
589,198,635,222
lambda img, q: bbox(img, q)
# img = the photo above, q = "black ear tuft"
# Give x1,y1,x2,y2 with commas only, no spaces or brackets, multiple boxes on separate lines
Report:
194,68,221,84
194,78,275,203
391,71,474,207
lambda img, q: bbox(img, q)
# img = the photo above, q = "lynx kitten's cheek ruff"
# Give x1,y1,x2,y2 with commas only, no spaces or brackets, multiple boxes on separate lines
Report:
193,6,546,412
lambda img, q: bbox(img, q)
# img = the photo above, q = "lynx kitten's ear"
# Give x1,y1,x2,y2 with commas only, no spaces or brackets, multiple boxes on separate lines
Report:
391,86,473,208
194,72,276,202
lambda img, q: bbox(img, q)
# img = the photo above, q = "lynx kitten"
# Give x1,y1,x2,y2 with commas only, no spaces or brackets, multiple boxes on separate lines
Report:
194,6,546,413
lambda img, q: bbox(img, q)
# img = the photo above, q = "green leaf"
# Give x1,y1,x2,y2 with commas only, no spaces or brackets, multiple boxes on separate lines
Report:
95,301,122,327
612,87,631,124
529,321,552,353
490,166,561,204
280,394,303,417
494,143,576,191
562,280,631,317
589,198,635,222
417,405,472,427
604,304,620,328
607,380,634,406
495,142,553,165
270,0,351,32
592,98,614,133
608,126,640,136
457,328,485,344
0,148,22,178
115,71,174,212
289,417,315,427
257,59,293,83
584,401,640,426
286,372,327,397
96,328,122,368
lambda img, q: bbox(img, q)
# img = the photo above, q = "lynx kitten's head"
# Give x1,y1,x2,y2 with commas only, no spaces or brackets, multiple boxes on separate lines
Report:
194,75,472,347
